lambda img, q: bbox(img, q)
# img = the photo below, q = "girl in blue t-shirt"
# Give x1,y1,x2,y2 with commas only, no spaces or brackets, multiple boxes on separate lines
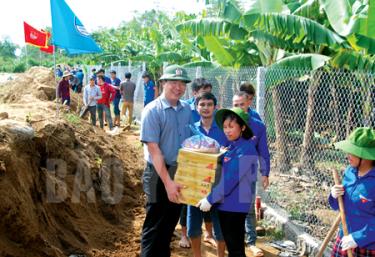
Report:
197,107,258,257
329,127,375,257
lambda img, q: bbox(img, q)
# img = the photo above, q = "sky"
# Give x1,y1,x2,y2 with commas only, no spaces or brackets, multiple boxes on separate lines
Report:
1,0,205,47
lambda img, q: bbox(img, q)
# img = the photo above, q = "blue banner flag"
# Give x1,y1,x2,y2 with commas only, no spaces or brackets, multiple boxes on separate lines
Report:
50,0,102,54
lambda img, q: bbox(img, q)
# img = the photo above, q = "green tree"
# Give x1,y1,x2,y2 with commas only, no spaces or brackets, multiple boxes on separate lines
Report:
177,0,375,170
0,37,18,59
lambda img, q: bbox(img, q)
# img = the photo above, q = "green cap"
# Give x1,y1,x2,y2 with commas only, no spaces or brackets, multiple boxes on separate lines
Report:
215,108,253,138
335,127,375,160
159,64,191,83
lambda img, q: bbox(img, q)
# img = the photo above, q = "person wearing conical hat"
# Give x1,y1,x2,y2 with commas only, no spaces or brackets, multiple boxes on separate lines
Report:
57,71,73,109
197,107,258,257
329,127,375,257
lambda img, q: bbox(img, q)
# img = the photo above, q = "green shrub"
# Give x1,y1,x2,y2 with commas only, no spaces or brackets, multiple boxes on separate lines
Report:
13,62,26,73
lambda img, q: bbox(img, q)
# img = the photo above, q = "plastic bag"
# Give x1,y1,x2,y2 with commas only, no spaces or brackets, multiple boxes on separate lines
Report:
182,125,220,153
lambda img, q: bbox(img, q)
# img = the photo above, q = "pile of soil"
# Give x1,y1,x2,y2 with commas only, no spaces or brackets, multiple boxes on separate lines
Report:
0,67,145,257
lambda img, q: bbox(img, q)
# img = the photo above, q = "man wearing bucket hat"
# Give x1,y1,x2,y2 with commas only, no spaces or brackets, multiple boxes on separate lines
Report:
140,64,192,257
329,127,375,257
197,107,258,257
58,71,73,109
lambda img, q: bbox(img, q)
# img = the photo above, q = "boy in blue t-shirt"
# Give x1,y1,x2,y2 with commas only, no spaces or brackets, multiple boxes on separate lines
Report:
187,92,227,257
142,72,158,107
186,78,213,123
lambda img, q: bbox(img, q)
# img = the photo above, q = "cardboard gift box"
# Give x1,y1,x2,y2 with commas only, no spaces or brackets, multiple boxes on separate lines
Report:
174,148,224,206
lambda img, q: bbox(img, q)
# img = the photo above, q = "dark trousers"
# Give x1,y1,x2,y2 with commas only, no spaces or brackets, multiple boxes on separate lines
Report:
218,210,247,257
141,163,182,257
97,104,113,129
179,204,187,226
88,106,96,126
113,97,121,116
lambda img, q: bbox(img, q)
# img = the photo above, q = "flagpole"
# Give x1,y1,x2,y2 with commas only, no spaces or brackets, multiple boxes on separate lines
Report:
39,50,42,66
25,45,28,70
54,45,59,119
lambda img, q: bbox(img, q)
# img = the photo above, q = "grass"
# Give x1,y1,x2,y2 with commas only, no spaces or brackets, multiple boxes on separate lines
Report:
64,113,81,127
315,160,345,171
258,220,285,241
95,156,102,168
266,227,284,241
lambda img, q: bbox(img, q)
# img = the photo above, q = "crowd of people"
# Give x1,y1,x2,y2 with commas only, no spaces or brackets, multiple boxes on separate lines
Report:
57,63,375,257
56,66,139,131
139,64,375,257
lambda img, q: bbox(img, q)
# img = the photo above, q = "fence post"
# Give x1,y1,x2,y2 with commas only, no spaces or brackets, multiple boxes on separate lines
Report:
117,62,121,79
128,60,132,73
256,67,266,121
195,66,202,79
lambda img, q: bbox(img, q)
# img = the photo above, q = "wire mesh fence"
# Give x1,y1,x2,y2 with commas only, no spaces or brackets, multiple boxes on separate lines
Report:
261,68,375,242
84,64,375,244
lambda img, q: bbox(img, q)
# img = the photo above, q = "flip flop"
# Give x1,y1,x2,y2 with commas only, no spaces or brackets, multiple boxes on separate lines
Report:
178,236,191,248
249,245,264,257
203,234,217,247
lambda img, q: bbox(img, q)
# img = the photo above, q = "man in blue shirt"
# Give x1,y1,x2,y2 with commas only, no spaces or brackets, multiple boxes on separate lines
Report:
75,68,84,93
142,72,158,107
140,65,192,257
186,78,213,123
91,68,97,81
110,70,122,127
233,91,270,257
55,65,63,78
240,82,262,121
189,92,227,257
96,69,111,84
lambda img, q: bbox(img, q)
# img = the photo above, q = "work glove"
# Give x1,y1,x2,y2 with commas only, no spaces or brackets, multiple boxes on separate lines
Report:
196,198,212,212
331,185,344,199
341,234,358,251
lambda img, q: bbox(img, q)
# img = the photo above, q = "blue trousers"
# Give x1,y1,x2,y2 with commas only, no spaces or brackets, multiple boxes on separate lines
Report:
245,181,257,245
187,206,223,240
113,97,121,116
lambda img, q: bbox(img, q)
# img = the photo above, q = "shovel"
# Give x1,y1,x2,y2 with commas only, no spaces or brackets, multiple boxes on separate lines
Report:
332,169,353,257
79,99,93,118
316,215,341,257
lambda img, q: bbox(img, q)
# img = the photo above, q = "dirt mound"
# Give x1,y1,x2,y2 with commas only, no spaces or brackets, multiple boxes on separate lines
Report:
0,67,145,257
0,118,144,257
0,67,56,103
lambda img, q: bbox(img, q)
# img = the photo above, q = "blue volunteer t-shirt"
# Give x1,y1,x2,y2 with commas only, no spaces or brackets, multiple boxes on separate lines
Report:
144,80,156,106
248,116,270,177
186,97,201,123
76,71,84,84
111,77,122,99
194,120,228,147
247,107,262,121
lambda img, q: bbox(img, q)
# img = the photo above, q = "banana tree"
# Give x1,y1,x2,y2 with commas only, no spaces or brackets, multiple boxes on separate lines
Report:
178,0,375,171
321,0,375,129
178,0,333,171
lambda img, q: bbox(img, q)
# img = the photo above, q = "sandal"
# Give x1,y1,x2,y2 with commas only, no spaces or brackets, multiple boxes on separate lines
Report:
249,245,264,257
178,235,191,248
203,233,217,247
